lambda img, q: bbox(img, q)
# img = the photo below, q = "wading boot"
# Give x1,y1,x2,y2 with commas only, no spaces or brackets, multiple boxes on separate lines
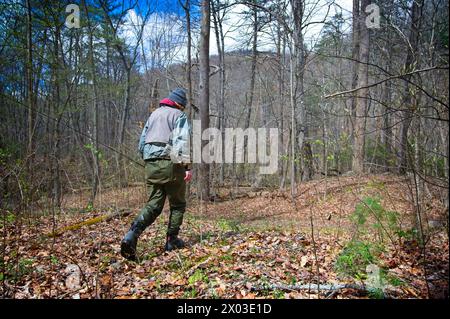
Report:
120,221,144,261
164,235,185,251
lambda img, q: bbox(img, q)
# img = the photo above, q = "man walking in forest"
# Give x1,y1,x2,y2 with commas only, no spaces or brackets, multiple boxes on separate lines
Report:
121,88,192,261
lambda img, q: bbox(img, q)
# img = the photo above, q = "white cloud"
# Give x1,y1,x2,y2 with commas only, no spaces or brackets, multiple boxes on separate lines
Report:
120,10,188,68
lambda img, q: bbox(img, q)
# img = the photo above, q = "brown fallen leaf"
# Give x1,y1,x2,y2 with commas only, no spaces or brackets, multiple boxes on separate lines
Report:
300,255,309,267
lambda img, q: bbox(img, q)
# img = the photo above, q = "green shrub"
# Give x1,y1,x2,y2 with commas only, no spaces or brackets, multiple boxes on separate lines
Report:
334,240,378,279
217,218,240,232
188,269,208,285
0,211,15,228
335,197,409,296
183,288,198,298
0,257,35,283
351,197,403,243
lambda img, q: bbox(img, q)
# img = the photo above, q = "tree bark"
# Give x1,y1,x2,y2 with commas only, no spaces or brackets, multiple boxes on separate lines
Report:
289,0,305,193
352,0,370,174
211,0,226,185
199,0,211,200
350,0,360,128
84,2,101,205
398,0,424,174
25,0,35,163
51,25,62,208
244,0,258,172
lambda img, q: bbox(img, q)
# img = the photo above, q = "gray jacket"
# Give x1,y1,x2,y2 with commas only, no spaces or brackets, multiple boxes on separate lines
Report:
139,106,190,163
144,106,184,144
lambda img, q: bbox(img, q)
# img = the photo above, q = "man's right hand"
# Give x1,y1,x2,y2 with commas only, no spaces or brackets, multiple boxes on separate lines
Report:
184,170,193,182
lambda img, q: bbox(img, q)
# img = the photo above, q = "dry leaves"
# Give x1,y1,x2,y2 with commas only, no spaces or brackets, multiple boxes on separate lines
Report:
1,174,448,299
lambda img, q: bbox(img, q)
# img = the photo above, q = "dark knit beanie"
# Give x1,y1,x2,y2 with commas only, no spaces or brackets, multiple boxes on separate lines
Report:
168,88,187,107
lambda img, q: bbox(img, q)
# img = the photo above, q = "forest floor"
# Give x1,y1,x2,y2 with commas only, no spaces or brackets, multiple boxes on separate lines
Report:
1,174,448,299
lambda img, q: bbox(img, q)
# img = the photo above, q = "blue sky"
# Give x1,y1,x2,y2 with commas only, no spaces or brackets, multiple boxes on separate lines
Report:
137,0,201,17
141,0,183,14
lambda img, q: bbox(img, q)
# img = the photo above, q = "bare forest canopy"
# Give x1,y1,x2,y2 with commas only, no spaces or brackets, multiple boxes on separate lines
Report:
0,0,448,299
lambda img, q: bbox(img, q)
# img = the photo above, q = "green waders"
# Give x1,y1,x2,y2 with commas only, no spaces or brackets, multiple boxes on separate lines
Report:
121,159,186,260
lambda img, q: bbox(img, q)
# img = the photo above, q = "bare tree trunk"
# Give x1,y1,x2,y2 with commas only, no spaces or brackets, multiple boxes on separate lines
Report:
179,0,193,114
413,92,424,232
439,122,449,180
279,28,287,190
149,78,159,113
381,0,394,172
246,1,258,128
399,0,424,174
84,2,100,205
280,125,290,190
117,67,131,186
302,140,314,180
51,26,62,208
244,0,258,172
277,23,284,189
185,0,193,115
211,0,226,185
199,0,210,200
289,0,305,193
233,0,259,191
25,0,35,163
323,109,328,178
382,67,393,171
352,0,370,174
350,0,360,130
180,0,194,199
290,55,296,197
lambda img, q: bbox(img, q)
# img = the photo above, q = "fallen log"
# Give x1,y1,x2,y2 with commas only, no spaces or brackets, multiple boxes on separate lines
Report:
47,209,132,237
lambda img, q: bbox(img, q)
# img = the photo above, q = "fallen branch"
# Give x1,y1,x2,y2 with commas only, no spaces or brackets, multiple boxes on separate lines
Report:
71,182,145,194
251,284,396,297
47,209,132,237
186,256,215,277
251,283,364,292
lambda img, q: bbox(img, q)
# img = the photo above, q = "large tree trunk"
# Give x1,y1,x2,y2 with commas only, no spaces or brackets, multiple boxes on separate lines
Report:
289,0,305,194
352,0,370,174
199,0,211,200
